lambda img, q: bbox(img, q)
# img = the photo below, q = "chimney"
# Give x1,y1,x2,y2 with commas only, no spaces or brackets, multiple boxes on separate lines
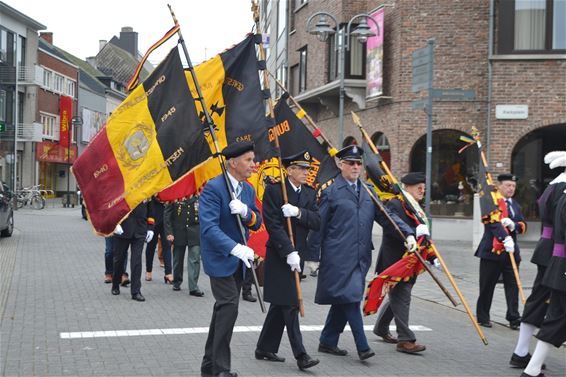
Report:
40,32,53,44
99,40,107,52
119,26,138,57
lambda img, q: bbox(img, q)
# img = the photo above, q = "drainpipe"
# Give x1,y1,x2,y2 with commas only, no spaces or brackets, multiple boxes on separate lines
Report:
486,0,494,164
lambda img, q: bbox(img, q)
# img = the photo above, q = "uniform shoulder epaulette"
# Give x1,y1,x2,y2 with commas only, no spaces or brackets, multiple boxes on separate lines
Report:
316,178,335,200
263,175,281,185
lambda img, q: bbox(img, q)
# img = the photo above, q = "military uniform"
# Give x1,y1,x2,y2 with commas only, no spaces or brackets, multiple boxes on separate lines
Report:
145,198,172,278
164,196,203,294
256,152,320,370
475,174,527,327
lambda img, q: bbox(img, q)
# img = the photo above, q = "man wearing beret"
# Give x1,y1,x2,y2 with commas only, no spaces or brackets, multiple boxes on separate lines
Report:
255,150,320,371
310,145,416,361
475,173,527,330
373,172,431,353
199,141,262,377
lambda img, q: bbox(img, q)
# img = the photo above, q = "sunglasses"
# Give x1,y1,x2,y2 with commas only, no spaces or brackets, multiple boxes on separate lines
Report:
343,160,363,166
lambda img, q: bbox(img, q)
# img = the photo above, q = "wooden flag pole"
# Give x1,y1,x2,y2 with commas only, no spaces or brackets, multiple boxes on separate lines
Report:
167,5,268,312
473,128,526,305
251,0,304,317
353,112,488,346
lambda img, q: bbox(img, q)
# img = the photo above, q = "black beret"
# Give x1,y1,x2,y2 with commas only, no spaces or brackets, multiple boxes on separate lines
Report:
222,141,254,159
336,144,363,161
497,173,517,182
282,150,311,168
401,172,426,185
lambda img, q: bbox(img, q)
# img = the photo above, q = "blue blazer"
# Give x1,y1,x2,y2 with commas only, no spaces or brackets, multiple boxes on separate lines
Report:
199,175,262,277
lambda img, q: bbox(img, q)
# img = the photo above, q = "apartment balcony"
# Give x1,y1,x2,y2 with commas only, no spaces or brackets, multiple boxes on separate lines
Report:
0,65,42,86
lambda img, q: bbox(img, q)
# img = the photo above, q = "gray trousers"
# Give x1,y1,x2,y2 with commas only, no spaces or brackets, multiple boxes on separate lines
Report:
374,282,415,342
172,244,201,291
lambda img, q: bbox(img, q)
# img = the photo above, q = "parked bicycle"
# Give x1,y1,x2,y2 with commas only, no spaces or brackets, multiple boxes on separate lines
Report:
16,185,46,210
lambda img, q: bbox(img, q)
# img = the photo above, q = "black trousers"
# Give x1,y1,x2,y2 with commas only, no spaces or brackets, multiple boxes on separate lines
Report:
536,289,566,347
242,266,253,296
201,266,243,375
112,237,144,295
257,304,306,359
477,257,520,323
522,265,551,327
144,222,172,274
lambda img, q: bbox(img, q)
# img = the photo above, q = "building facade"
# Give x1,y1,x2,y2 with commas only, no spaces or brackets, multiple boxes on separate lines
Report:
277,0,565,219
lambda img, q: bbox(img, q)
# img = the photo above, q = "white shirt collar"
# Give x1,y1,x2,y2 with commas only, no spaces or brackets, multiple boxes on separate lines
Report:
288,179,301,193
550,172,566,185
227,172,240,192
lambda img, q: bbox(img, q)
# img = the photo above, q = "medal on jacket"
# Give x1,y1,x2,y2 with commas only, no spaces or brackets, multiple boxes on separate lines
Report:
177,204,182,216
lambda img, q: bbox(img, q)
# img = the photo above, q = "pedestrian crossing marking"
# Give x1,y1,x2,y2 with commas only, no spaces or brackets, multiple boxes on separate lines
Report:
60,325,432,339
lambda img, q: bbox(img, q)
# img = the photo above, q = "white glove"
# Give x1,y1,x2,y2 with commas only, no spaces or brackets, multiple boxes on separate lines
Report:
230,244,255,268
282,203,300,218
114,224,124,235
229,199,248,217
431,258,441,269
405,235,417,252
503,236,515,253
501,217,516,232
415,224,430,238
145,230,154,243
286,251,301,272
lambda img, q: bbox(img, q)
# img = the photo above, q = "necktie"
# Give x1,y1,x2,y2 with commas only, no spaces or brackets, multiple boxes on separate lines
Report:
235,182,243,199
351,183,358,197
506,199,515,217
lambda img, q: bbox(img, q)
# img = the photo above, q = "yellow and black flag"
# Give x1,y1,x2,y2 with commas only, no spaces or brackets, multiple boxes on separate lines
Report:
361,139,397,201
73,47,211,235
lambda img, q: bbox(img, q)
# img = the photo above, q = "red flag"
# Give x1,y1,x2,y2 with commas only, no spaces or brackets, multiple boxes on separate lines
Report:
59,96,72,148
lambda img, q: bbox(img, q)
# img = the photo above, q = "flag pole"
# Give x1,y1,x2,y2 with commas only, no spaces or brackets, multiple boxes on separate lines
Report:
251,0,304,317
353,113,488,345
167,4,266,313
471,127,526,305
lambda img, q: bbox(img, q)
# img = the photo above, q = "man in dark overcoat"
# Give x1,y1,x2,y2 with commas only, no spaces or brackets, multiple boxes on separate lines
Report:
199,141,262,377
255,151,320,371
475,173,527,329
310,145,415,361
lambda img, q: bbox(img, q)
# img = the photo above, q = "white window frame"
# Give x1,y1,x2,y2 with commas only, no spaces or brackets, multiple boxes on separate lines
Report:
40,112,59,140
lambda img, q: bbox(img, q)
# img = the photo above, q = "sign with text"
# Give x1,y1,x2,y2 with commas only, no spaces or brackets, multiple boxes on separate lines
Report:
412,45,433,93
366,7,385,99
495,104,528,119
59,96,72,148
36,141,77,164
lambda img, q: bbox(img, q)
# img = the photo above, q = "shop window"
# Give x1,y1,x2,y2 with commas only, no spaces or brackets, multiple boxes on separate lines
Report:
371,131,390,167
498,0,566,54
410,130,478,218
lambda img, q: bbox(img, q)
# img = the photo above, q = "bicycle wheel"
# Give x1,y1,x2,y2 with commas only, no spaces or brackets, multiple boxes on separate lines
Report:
30,195,45,210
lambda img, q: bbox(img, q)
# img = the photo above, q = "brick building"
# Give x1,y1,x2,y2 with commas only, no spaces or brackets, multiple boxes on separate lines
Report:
263,0,566,219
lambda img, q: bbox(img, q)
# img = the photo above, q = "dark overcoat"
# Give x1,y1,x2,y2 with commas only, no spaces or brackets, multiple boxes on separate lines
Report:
532,181,566,266
115,201,155,239
262,178,320,305
310,174,414,305
164,196,200,247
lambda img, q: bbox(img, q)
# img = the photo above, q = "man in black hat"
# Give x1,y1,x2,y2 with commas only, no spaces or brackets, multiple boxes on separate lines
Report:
373,172,430,353
199,141,262,377
255,150,320,371
475,173,527,330
310,145,415,361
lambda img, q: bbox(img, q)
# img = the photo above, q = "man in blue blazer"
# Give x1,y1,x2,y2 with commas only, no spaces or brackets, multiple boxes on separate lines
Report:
199,140,262,377
475,173,527,330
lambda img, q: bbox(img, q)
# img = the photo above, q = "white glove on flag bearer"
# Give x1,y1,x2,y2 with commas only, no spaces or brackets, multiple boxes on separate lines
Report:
282,203,300,218
114,224,124,235
405,235,418,252
145,230,154,243
501,217,516,231
503,236,515,253
230,244,255,268
287,251,301,272
415,224,430,238
229,199,248,217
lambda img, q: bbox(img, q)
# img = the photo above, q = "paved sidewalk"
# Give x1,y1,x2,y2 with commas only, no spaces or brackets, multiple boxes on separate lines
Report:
0,207,564,376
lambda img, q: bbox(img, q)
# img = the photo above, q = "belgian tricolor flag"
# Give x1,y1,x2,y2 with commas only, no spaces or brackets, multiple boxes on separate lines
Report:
72,47,211,235
158,34,276,202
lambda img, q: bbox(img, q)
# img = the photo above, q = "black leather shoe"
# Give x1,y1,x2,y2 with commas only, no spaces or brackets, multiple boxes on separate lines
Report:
216,372,237,377
200,365,213,377
510,353,546,369
300,274,307,280
172,285,181,291
318,343,348,356
478,321,492,328
310,270,318,277
132,293,145,302
111,287,120,295
297,353,319,370
520,372,545,377
255,349,285,362
509,320,521,330
358,348,376,360
242,294,257,302
190,289,205,297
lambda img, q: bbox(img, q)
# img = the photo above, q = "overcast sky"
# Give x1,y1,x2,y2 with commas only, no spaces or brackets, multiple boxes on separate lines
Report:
5,0,256,65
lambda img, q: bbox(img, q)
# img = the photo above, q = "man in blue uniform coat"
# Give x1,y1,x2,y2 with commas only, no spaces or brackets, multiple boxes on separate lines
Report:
199,141,262,377
310,145,416,361
475,173,527,329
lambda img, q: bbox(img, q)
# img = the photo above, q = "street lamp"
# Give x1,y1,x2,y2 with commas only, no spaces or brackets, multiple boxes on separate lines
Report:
306,12,380,145
65,116,82,208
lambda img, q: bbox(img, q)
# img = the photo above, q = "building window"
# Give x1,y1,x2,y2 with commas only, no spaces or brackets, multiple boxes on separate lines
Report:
40,112,59,139
17,35,26,66
290,64,299,96
342,136,358,148
275,63,287,97
66,80,76,97
295,0,307,8
328,27,367,81
0,29,7,63
298,46,307,93
54,74,64,93
0,90,6,123
371,132,391,167
42,69,52,89
498,0,566,53
277,0,286,38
